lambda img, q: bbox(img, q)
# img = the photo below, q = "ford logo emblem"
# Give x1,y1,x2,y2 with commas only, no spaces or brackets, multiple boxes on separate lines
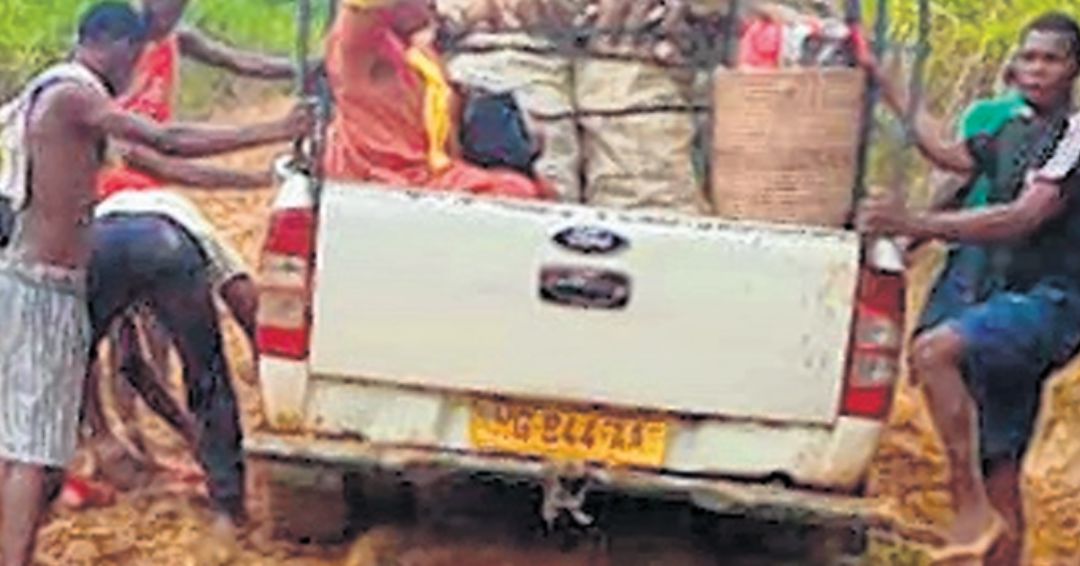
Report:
552,226,629,255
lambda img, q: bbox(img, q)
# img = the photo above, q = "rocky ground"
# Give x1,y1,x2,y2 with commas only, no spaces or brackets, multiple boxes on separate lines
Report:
29,97,1080,565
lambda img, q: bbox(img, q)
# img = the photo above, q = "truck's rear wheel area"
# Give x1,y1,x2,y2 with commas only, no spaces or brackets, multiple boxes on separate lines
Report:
344,467,417,530
254,458,351,544
251,456,421,544
250,456,889,565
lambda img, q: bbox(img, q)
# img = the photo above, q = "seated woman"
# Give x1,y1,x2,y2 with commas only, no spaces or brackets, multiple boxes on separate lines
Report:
324,0,551,199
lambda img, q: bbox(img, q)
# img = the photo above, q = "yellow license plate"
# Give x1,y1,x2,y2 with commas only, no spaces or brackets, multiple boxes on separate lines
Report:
469,400,669,467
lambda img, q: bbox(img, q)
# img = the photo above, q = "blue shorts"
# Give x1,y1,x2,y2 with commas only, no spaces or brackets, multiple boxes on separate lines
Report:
931,283,1080,463
917,245,989,333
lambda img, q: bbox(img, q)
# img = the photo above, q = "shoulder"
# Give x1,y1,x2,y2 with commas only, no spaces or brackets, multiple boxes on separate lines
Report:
1038,114,1080,182
35,81,107,120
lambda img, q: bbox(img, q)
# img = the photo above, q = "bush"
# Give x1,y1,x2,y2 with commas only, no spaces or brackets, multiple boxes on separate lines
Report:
879,1,1080,112
864,1,1080,199
0,0,329,111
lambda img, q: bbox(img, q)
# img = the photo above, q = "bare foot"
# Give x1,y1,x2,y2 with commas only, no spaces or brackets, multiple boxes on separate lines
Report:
209,512,239,539
191,513,241,565
948,501,998,547
932,503,1006,562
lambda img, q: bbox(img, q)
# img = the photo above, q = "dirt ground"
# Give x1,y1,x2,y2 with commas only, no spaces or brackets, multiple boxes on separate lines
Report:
29,97,1080,565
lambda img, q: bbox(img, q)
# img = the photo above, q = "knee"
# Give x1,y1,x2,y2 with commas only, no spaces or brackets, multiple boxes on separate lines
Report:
43,468,65,503
910,327,966,376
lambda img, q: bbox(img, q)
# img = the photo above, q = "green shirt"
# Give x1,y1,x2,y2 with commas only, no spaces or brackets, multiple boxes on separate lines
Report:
958,90,1029,207
967,106,1078,291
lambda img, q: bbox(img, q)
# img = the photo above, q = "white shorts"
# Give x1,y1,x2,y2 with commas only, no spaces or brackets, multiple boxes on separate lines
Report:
0,256,90,467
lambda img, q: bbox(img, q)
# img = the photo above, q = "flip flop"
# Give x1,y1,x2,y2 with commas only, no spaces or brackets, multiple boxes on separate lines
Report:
59,476,117,509
928,512,1008,564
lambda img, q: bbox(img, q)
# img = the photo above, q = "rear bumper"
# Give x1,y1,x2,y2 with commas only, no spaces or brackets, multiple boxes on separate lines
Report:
244,430,882,528
260,366,886,492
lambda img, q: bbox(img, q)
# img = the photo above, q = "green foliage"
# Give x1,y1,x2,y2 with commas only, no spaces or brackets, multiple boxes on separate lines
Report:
177,0,329,117
881,0,1080,111
186,0,328,55
865,1,1080,200
0,0,329,110
0,1,96,96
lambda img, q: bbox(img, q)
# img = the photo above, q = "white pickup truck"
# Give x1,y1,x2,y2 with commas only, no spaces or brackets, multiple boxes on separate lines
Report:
245,156,908,558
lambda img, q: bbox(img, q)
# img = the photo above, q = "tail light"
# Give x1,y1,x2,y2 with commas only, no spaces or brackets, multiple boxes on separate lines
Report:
257,162,317,360
841,242,906,420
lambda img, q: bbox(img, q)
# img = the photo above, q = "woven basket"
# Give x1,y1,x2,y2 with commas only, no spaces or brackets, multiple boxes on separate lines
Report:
709,68,866,227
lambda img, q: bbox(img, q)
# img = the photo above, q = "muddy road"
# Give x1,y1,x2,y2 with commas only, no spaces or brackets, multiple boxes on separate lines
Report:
30,96,1080,565
39,466,858,566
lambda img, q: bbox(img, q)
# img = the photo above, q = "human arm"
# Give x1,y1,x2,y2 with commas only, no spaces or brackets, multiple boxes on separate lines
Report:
862,56,978,175
926,170,974,211
857,179,1067,244
65,85,312,158
120,145,271,189
897,172,976,257
748,2,811,25
178,27,298,80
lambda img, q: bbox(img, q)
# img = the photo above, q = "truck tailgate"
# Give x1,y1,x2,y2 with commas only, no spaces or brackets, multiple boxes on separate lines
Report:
309,184,860,425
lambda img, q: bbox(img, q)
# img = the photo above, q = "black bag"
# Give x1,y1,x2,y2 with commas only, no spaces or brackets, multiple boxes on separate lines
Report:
459,90,539,178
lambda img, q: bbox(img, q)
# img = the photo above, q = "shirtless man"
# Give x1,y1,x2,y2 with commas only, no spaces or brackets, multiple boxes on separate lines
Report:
0,3,310,564
75,0,305,495
99,0,309,378
55,0,320,523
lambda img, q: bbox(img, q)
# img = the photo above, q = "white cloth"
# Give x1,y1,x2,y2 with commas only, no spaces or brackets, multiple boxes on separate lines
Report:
0,256,89,467
1037,113,1080,182
0,62,110,212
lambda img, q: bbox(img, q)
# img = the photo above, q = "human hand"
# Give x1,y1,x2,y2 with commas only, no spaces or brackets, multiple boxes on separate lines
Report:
280,99,317,140
859,50,910,115
302,59,325,93
252,166,275,188
857,190,916,236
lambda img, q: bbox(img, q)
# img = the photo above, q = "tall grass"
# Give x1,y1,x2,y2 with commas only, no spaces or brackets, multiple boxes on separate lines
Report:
0,0,329,113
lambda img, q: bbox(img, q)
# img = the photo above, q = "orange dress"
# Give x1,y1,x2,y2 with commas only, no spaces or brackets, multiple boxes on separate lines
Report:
96,36,180,199
322,6,549,200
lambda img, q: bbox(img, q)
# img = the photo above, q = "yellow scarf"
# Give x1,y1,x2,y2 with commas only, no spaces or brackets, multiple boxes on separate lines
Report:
341,0,453,172
404,46,453,173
